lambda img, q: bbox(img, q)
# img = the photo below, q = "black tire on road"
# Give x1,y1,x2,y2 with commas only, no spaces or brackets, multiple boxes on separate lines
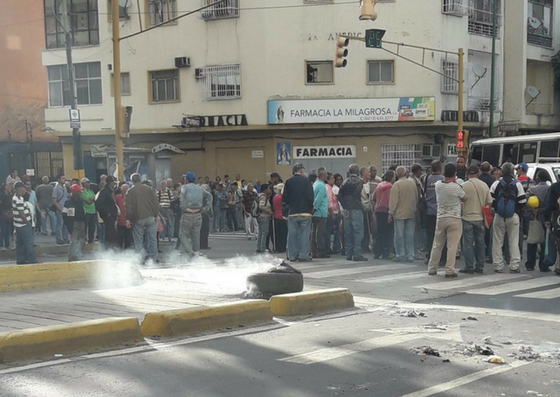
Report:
246,272,304,297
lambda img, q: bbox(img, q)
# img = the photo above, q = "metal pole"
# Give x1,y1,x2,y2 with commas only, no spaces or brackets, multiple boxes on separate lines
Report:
488,0,497,138
458,48,464,133
61,0,84,178
113,0,125,181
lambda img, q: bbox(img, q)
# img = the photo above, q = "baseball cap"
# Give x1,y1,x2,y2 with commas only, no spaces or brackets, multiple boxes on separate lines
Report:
80,177,90,184
14,181,24,189
515,162,528,172
185,172,195,181
292,163,305,174
70,184,82,193
467,165,480,175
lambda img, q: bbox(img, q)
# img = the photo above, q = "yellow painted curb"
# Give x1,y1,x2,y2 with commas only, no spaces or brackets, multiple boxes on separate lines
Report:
141,300,273,337
0,260,144,293
270,288,355,316
0,317,143,363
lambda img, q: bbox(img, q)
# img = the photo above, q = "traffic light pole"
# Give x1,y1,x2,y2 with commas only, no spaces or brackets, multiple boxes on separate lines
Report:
112,0,124,182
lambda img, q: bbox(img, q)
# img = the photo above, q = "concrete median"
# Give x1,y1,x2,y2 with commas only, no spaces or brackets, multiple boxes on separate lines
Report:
270,288,355,316
0,260,144,293
0,317,143,363
141,301,273,337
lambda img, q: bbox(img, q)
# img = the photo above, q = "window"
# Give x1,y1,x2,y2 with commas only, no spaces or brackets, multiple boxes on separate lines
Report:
44,0,100,49
306,61,334,84
540,140,559,159
528,0,553,47
148,0,176,26
442,0,466,15
111,72,131,96
441,60,458,94
200,65,241,100
367,60,394,84
482,144,500,164
107,0,130,21
381,144,423,173
201,0,239,20
150,70,179,103
47,62,102,107
468,0,500,37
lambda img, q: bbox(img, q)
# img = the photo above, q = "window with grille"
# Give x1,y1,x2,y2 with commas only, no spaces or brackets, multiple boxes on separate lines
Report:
468,0,500,37
47,62,102,107
381,144,423,173
306,61,334,84
148,0,177,26
367,60,394,84
200,65,241,100
201,0,239,20
44,0,100,49
442,0,465,15
528,0,553,47
34,152,64,179
441,61,459,94
150,69,179,103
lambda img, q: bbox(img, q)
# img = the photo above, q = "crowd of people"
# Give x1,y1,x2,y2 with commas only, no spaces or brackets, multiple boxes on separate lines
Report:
2,157,560,278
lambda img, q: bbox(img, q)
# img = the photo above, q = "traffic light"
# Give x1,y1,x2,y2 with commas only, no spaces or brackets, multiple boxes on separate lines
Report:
457,130,469,151
359,0,378,21
365,29,385,48
335,36,349,68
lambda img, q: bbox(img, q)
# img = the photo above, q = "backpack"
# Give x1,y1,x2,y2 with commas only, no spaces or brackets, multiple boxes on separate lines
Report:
251,193,265,218
496,179,518,218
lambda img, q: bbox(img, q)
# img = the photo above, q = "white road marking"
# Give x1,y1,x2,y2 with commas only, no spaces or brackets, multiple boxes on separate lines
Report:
415,273,526,291
360,271,427,284
466,277,560,296
279,333,423,364
397,360,528,397
515,286,560,299
305,264,410,279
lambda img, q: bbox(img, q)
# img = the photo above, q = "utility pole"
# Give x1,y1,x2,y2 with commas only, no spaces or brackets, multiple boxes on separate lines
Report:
488,0,498,138
112,0,125,182
60,0,84,178
458,48,464,134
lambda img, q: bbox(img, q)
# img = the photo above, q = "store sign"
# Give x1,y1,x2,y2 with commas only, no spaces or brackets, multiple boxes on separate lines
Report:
268,97,435,125
293,145,356,159
252,150,264,159
181,114,248,128
91,144,108,157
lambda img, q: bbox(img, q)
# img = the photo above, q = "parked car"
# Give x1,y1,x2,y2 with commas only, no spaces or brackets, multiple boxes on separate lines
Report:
526,163,560,185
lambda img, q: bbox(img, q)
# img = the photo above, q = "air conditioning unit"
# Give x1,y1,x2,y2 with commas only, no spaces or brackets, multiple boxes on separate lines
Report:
422,144,442,159
175,57,191,68
195,68,205,79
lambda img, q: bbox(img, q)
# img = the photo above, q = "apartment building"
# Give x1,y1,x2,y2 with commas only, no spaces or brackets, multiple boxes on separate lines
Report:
0,0,63,180
40,0,557,182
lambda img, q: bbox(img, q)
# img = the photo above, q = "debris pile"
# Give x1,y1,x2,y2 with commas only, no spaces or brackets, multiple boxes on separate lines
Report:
388,309,427,318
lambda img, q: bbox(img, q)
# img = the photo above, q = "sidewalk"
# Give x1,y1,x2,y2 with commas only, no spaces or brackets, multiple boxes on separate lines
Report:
0,233,97,262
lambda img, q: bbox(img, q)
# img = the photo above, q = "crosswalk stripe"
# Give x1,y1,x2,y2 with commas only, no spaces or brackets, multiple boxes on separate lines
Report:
515,286,560,299
360,271,427,284
305,264,411,279
466,277,560,296
415,273,526,291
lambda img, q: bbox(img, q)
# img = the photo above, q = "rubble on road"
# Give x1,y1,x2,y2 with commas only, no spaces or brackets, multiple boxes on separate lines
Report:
388,309,426,318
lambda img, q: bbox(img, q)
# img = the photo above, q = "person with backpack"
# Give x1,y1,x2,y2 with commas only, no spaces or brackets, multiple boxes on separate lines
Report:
490,162,527,273
255,184,272,253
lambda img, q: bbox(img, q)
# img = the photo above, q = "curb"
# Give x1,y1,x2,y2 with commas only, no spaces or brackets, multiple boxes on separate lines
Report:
0,317,143,363
270,288,355,316
141,300,273,337
0,260,144,293
0,243,97,262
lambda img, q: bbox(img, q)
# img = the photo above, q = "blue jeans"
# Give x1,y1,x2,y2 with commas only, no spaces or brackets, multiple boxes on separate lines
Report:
15,223,36,264
53,210,68,243
0,216,11,248
462,220,486,271
287,215,312,261
257,216,270,252
344,209,364,258
40,210,56,235
132,216,158,260
394,218,416,260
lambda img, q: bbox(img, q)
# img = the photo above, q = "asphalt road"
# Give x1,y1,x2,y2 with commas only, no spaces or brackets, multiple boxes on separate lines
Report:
1,233,559,396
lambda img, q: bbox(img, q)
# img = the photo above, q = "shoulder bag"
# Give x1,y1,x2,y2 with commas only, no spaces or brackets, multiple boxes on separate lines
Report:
471,180,493,229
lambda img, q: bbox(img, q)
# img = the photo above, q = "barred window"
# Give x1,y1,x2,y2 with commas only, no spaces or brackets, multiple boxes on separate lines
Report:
468,0,501,37
381,144,423,173
201,0,239,20
150,70,179,103
201,65,241,100
441,60,459,94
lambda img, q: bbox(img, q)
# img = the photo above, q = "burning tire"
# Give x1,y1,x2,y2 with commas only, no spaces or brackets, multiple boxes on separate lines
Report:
245,262,304,298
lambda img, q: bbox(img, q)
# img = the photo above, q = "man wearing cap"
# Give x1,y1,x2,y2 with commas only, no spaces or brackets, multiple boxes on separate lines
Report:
179,172,212,257
460,165,492,274
81,178,97,244
96,176,119,248
515,162,534,191
126,173,160,262
12,181,38,264
282,163,314,262
64,184,87,261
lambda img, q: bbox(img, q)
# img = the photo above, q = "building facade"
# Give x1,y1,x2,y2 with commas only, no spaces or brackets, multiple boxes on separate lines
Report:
0,0,63,181
40,0,559,183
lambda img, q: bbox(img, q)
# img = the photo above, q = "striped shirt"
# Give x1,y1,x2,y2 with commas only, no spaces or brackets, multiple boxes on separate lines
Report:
12,194,31,228
158,188,172,208
435,180,465,219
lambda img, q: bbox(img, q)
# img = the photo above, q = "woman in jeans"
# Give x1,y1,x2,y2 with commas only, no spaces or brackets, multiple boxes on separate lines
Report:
0,183,13,250
372,170,395,259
